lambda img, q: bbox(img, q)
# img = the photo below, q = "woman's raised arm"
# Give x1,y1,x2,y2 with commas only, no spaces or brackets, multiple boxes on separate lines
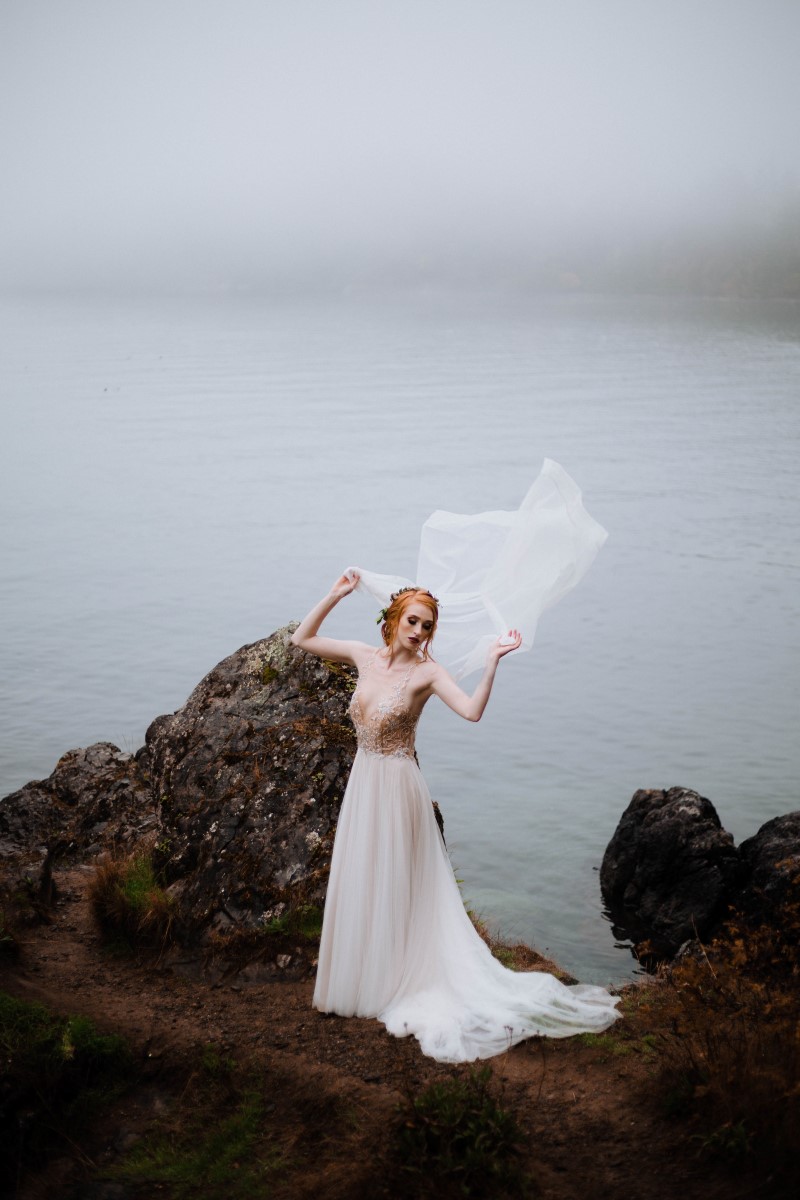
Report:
429,631,522,722
290,572,367,666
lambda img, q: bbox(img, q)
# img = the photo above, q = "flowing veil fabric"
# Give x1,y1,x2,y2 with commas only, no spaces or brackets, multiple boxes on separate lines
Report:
349,458,608,679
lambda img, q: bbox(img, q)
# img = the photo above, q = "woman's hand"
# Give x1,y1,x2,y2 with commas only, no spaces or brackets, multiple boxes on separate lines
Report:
430,628,522,721
290,571,364,664
488,629,523,662
329,571,359,602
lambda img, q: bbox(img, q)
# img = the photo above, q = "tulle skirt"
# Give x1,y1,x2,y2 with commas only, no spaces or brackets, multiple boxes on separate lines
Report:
313,749,620,1063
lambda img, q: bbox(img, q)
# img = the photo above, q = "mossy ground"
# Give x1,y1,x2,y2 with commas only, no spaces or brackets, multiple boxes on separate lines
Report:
0,991,132,1192
102,1053,287,1200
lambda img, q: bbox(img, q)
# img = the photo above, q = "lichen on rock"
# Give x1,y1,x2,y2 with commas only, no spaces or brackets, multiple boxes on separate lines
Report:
138,626,358,943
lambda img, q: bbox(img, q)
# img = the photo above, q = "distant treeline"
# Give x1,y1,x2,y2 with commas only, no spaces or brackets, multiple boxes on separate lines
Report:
373,195,800,300
542,196,800,299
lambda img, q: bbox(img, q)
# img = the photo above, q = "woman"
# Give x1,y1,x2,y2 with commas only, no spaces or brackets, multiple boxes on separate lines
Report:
291,572,620,1063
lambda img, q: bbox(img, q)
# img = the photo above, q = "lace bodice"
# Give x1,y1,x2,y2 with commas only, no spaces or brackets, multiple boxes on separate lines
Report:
349,652,420,759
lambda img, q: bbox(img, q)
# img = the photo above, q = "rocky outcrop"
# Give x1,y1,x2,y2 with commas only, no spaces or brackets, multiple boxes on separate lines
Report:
736,812,800,924
146,626,357,937
0,742,153,925
0,626,360,944
0,742,152,853
601,787,800,963
600,787,742,958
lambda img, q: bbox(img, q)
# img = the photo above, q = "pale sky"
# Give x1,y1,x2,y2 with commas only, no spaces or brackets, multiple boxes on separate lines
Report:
1,0,799,288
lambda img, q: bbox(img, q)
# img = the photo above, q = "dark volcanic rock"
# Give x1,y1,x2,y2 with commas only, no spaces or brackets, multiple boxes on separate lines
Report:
147,625,357,939
600,786,742,958
0,742,153,923
736,811,800,926
0,742,153,853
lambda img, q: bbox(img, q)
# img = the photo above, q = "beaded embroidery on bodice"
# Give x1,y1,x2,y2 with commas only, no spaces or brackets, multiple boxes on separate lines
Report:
349,652,420,759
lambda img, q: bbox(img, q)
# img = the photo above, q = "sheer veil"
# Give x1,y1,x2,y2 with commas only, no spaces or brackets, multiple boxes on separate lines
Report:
348,459,607,680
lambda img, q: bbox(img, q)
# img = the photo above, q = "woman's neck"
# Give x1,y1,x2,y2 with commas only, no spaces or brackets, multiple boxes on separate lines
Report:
380,644,420,669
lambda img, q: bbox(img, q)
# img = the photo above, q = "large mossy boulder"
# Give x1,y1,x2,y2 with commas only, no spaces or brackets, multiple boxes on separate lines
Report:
147,625,357,938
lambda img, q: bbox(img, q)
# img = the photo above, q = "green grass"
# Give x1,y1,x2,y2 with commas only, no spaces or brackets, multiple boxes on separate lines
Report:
692,1119,753,1160
199,1041,237,1077
0,990,130,1085
106,1047,286,1199
396,1066,534,1197
0,991,132,1189
575,1031,626,1052
574,1030,658,1059
108,1087,283,1199
260,902,323,941
491,945,516,969
117,854,160,907
89,851,176,950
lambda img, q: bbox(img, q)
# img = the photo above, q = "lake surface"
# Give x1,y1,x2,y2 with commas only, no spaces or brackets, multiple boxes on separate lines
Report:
2,287,799,984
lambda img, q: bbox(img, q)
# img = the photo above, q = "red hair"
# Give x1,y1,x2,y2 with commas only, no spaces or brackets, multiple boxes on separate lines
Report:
380,588,439,660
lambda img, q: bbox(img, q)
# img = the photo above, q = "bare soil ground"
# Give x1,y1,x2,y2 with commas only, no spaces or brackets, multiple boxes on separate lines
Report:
1,866,766,1200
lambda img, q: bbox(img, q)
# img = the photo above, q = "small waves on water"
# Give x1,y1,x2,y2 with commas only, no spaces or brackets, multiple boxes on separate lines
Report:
1,289,799,982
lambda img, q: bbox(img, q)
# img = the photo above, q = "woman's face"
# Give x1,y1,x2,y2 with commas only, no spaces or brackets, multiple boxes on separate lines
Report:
395,601,435,652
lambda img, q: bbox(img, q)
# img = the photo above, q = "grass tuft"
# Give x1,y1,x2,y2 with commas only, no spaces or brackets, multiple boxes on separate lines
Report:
468,911,576,981
396,1065,534,1197
89,850,176,951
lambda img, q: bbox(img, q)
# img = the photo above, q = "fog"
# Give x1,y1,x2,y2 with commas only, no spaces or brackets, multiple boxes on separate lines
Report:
2,0,799,291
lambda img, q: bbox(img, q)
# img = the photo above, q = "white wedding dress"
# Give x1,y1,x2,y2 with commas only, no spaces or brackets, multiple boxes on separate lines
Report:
312,651,620,1062
312,461,620,1062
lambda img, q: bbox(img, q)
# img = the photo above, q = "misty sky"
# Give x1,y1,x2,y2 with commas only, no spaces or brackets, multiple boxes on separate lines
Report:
2,0,799,288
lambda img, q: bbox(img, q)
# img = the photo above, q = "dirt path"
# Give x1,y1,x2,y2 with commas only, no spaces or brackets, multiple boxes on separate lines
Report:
2,867,751,1199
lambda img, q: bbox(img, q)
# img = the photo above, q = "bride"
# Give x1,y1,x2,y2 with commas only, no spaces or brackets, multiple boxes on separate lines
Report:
291,570,620,1063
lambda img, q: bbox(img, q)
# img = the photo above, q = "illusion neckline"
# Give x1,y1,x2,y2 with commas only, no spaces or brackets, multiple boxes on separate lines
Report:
369,648,424,675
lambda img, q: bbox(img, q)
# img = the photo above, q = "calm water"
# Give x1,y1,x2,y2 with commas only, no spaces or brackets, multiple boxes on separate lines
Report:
2,288,799,983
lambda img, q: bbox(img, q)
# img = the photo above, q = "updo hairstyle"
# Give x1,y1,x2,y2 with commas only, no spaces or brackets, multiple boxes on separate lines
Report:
380,588,439,660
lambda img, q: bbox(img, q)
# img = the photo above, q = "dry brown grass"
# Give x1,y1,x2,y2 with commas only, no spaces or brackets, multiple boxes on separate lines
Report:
469,913,578,982
89,850,176,951
639,880,800,1188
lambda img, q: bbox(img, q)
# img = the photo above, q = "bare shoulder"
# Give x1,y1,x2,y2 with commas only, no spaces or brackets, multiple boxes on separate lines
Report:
415,658,447,692
424,660,466,699
348,642,380,670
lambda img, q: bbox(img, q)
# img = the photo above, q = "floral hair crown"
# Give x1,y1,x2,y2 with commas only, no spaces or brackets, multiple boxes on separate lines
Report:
376,586,441,625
